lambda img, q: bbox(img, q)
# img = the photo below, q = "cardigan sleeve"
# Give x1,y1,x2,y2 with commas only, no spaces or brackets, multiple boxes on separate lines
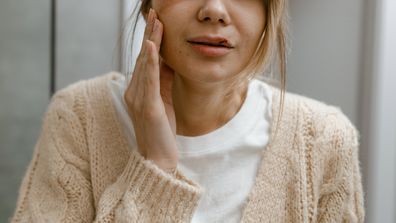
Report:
11,88,204,223
316,111,365,223
11,93,95,222
93,150,203,223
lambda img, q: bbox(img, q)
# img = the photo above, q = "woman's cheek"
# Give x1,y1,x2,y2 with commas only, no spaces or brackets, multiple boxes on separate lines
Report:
152,0,182,14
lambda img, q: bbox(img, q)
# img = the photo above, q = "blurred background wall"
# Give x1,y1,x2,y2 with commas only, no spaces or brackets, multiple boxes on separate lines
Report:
0,0,395,222
0,0,50,221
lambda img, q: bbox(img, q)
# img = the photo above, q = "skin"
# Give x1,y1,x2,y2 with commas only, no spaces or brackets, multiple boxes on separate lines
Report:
124,0,266,173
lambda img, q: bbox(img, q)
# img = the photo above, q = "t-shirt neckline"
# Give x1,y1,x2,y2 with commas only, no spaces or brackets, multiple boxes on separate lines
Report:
176,80,265,156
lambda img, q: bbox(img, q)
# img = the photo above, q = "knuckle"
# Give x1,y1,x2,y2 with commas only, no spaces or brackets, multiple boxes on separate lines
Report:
145,76,156,88
124,93,141,114
142,105,161,121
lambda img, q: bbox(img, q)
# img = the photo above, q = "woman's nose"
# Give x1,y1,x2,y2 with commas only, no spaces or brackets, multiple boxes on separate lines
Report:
197,0,231,25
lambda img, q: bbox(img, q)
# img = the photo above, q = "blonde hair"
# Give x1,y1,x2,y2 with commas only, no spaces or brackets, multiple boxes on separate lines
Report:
123,0,288,124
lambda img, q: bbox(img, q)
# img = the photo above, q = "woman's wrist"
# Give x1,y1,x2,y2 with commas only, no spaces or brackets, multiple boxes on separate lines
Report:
147,156,178,175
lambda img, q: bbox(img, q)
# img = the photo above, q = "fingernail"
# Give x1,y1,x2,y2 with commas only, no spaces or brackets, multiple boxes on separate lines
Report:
148,8,154,23
150,9,156,24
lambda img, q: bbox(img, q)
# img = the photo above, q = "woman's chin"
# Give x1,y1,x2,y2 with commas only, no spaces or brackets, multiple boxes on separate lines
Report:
169,65,238,84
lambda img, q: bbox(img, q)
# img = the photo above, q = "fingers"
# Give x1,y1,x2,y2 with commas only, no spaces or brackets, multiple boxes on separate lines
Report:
144,40,160,99
142,8,163,51
128,8,163,97
143,8,155,42
124,9,178,164
151,18,163,53
125,8,164,113
140,9,163,99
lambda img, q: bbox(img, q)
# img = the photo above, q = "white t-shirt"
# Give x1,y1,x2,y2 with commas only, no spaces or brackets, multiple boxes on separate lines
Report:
109,75,272,223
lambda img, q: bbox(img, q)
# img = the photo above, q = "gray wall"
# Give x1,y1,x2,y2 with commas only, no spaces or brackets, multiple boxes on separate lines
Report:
287,1,396,222
0,0,50,221
365,0,396,221
56,0,122,89
287,0,364,125
0,1,122,221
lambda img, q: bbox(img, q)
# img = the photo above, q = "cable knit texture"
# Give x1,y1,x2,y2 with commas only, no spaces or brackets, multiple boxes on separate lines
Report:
11,72,365,223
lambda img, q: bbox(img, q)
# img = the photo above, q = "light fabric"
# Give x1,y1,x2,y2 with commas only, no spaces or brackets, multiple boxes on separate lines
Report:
110,75,272,223
11,72,365,223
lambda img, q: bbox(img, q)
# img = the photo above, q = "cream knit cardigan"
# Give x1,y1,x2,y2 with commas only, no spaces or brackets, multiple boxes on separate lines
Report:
11,72,365,223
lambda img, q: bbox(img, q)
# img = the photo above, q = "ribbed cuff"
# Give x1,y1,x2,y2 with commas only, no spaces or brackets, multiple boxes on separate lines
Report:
120,150,204,222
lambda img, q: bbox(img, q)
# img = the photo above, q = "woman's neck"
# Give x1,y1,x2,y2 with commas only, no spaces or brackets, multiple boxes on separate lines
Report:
172,74,248,136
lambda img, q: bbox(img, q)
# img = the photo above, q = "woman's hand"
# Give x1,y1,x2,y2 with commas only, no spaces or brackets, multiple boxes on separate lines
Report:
124,9,178,174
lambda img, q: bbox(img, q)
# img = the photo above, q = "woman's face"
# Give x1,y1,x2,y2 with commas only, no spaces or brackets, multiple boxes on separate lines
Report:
151,0,266,83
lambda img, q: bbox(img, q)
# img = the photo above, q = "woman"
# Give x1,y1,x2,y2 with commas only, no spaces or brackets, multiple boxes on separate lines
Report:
12,0,365,222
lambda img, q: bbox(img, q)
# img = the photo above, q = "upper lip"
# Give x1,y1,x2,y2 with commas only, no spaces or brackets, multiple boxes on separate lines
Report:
187,36,234,48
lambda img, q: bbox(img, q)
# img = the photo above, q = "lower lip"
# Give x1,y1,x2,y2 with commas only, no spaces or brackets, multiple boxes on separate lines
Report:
189,43,232,57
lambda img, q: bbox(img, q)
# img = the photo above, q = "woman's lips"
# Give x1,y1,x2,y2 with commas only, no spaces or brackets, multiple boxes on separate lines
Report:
187,36,234,57
188,42,233,57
